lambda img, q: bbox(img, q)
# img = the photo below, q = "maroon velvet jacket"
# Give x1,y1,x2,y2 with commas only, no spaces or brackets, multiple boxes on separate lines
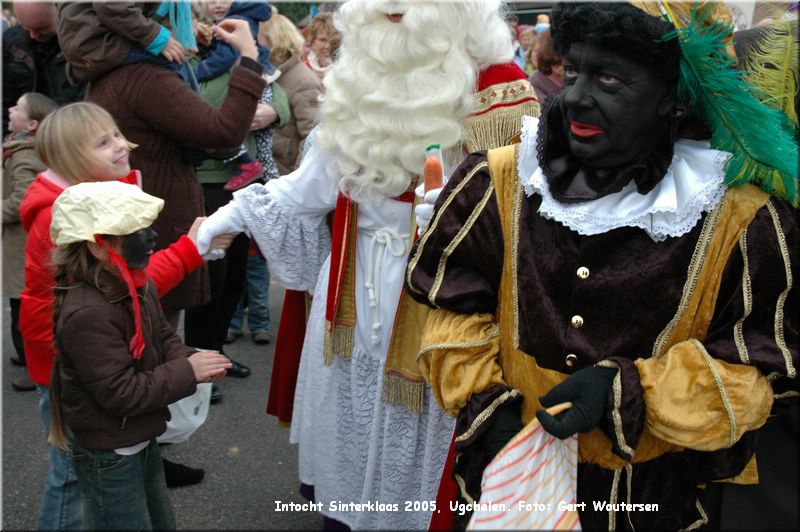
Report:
407,151,799,529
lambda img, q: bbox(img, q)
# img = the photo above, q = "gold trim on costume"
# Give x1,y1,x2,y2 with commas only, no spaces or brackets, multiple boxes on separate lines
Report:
733,231,753,364
766,200,796,378
608,468,621,531
429,183,496,304
416,326,501,361
597,360,636,459
682,499,709,531
694,339,738,447
455,389,522,444
774,391,800,399
625,464,635,531
510,170,523,350
652,199,723,358
471,80,534,115
406,161,488,298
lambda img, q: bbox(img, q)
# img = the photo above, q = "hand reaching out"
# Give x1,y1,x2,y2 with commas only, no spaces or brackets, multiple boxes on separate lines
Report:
188,217,237,261
160,35,186,64
188,351,232,383
213,19,258,60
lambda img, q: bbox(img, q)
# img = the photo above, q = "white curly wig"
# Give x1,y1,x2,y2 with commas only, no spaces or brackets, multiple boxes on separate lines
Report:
315,0,513,202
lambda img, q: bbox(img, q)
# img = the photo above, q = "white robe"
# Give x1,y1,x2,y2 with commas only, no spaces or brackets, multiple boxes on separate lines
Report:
234,146,455,529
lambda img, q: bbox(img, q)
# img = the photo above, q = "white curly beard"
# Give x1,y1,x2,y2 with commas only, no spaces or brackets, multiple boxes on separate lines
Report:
315,0,513,202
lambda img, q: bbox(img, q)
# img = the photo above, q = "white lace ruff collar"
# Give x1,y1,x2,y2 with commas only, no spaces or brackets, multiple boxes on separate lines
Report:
517,115,729,242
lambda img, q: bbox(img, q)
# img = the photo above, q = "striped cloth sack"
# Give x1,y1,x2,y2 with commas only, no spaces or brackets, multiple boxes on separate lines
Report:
468,415,581,530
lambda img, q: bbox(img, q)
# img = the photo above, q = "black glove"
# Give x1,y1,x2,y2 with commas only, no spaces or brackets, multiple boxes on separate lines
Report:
482,402,524,459
535,366,617,439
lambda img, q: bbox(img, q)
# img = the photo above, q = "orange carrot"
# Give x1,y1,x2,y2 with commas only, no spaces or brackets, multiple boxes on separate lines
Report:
423,156,443,193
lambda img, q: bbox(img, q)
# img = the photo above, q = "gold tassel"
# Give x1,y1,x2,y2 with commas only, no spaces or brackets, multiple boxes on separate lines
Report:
382,375,425,412
323,323,355,366
465,102,540,152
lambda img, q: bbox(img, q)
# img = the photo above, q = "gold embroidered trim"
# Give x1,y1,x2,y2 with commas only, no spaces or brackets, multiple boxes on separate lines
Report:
429,182,496,304
652,201,723,358
455,388,522,444
471,79,534,115
733,231,753,364
774,391,800,400
453,471,475,505
416,326,501,361
608,468,621,531
382,376,424,412
322,323,355,365
596,360,636,459
406,161,488,298
510,172,523,350
766,201,795,378
682,499,709,531
694,339,737,447
624,464,635,531
767,371,782,382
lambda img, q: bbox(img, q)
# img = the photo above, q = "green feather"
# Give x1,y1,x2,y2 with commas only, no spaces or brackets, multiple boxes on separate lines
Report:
661,3,799,206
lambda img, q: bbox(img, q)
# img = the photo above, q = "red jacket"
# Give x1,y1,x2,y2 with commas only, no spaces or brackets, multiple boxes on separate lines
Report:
19,169,204,386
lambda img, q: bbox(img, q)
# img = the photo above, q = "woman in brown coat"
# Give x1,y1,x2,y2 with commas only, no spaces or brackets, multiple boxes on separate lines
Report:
259,14,322,175
80,19,266,318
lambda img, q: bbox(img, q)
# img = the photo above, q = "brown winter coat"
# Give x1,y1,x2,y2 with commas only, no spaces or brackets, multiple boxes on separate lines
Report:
273,54,321,174
2,137,45,298
56,2,163,83
87,61,266,312
56,270,197,450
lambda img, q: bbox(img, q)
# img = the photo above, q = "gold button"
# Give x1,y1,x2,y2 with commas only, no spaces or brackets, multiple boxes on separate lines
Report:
565,353,578,367
577,267,590,280
571,315,584,329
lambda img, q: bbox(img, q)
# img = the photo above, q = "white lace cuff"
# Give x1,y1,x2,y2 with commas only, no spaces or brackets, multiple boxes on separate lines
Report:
234,186,331,291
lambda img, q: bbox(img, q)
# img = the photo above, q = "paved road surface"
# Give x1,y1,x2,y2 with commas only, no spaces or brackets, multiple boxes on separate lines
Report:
1,282,322,530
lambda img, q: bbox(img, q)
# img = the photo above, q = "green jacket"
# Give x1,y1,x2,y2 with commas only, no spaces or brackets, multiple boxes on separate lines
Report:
195,69,290,184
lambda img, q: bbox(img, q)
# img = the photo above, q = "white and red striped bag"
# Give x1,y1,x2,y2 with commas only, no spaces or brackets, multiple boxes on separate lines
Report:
468,413,581,530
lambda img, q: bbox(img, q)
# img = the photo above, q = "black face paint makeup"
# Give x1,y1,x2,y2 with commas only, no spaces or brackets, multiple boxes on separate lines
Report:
121,227,157,270
559,42,673,169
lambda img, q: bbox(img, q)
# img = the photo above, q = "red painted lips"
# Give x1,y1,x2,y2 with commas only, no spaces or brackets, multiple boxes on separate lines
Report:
570,121,605,137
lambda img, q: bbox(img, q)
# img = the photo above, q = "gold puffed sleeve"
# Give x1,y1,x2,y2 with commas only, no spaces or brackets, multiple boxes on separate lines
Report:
417,308,504,417
636,339,773,450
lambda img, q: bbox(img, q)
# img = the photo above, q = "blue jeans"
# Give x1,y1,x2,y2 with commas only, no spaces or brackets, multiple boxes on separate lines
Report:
36,385,83,531
71,440,175,530
229,253,271,334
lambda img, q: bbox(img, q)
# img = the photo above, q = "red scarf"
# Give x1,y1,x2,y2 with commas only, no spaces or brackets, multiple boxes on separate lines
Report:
95,236,147,359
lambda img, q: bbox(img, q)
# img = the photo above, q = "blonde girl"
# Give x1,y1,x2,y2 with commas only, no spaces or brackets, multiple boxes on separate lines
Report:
48,181,231,530
19,102,232,530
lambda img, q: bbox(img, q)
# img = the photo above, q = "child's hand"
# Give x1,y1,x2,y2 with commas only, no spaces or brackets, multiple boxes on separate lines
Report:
188,351,232,383
213,19,258,60
161,35,187,64
188,216,237,260
195,21,213,47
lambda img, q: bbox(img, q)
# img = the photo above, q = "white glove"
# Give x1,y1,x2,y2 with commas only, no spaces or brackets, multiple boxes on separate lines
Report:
415,183,442,235
196,200,247,255
202,248,227,261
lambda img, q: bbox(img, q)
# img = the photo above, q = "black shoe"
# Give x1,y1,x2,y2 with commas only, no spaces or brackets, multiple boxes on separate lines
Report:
210,383,223,404
11,375,36,391
163,458,205,488
227,358,251,378
10,355,25,366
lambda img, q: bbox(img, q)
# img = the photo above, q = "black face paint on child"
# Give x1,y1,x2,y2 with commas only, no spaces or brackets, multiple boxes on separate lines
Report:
122,227,157,270
559,43,674,169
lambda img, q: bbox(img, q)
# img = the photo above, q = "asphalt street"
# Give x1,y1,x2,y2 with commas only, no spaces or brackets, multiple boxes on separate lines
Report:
1,281,323,530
